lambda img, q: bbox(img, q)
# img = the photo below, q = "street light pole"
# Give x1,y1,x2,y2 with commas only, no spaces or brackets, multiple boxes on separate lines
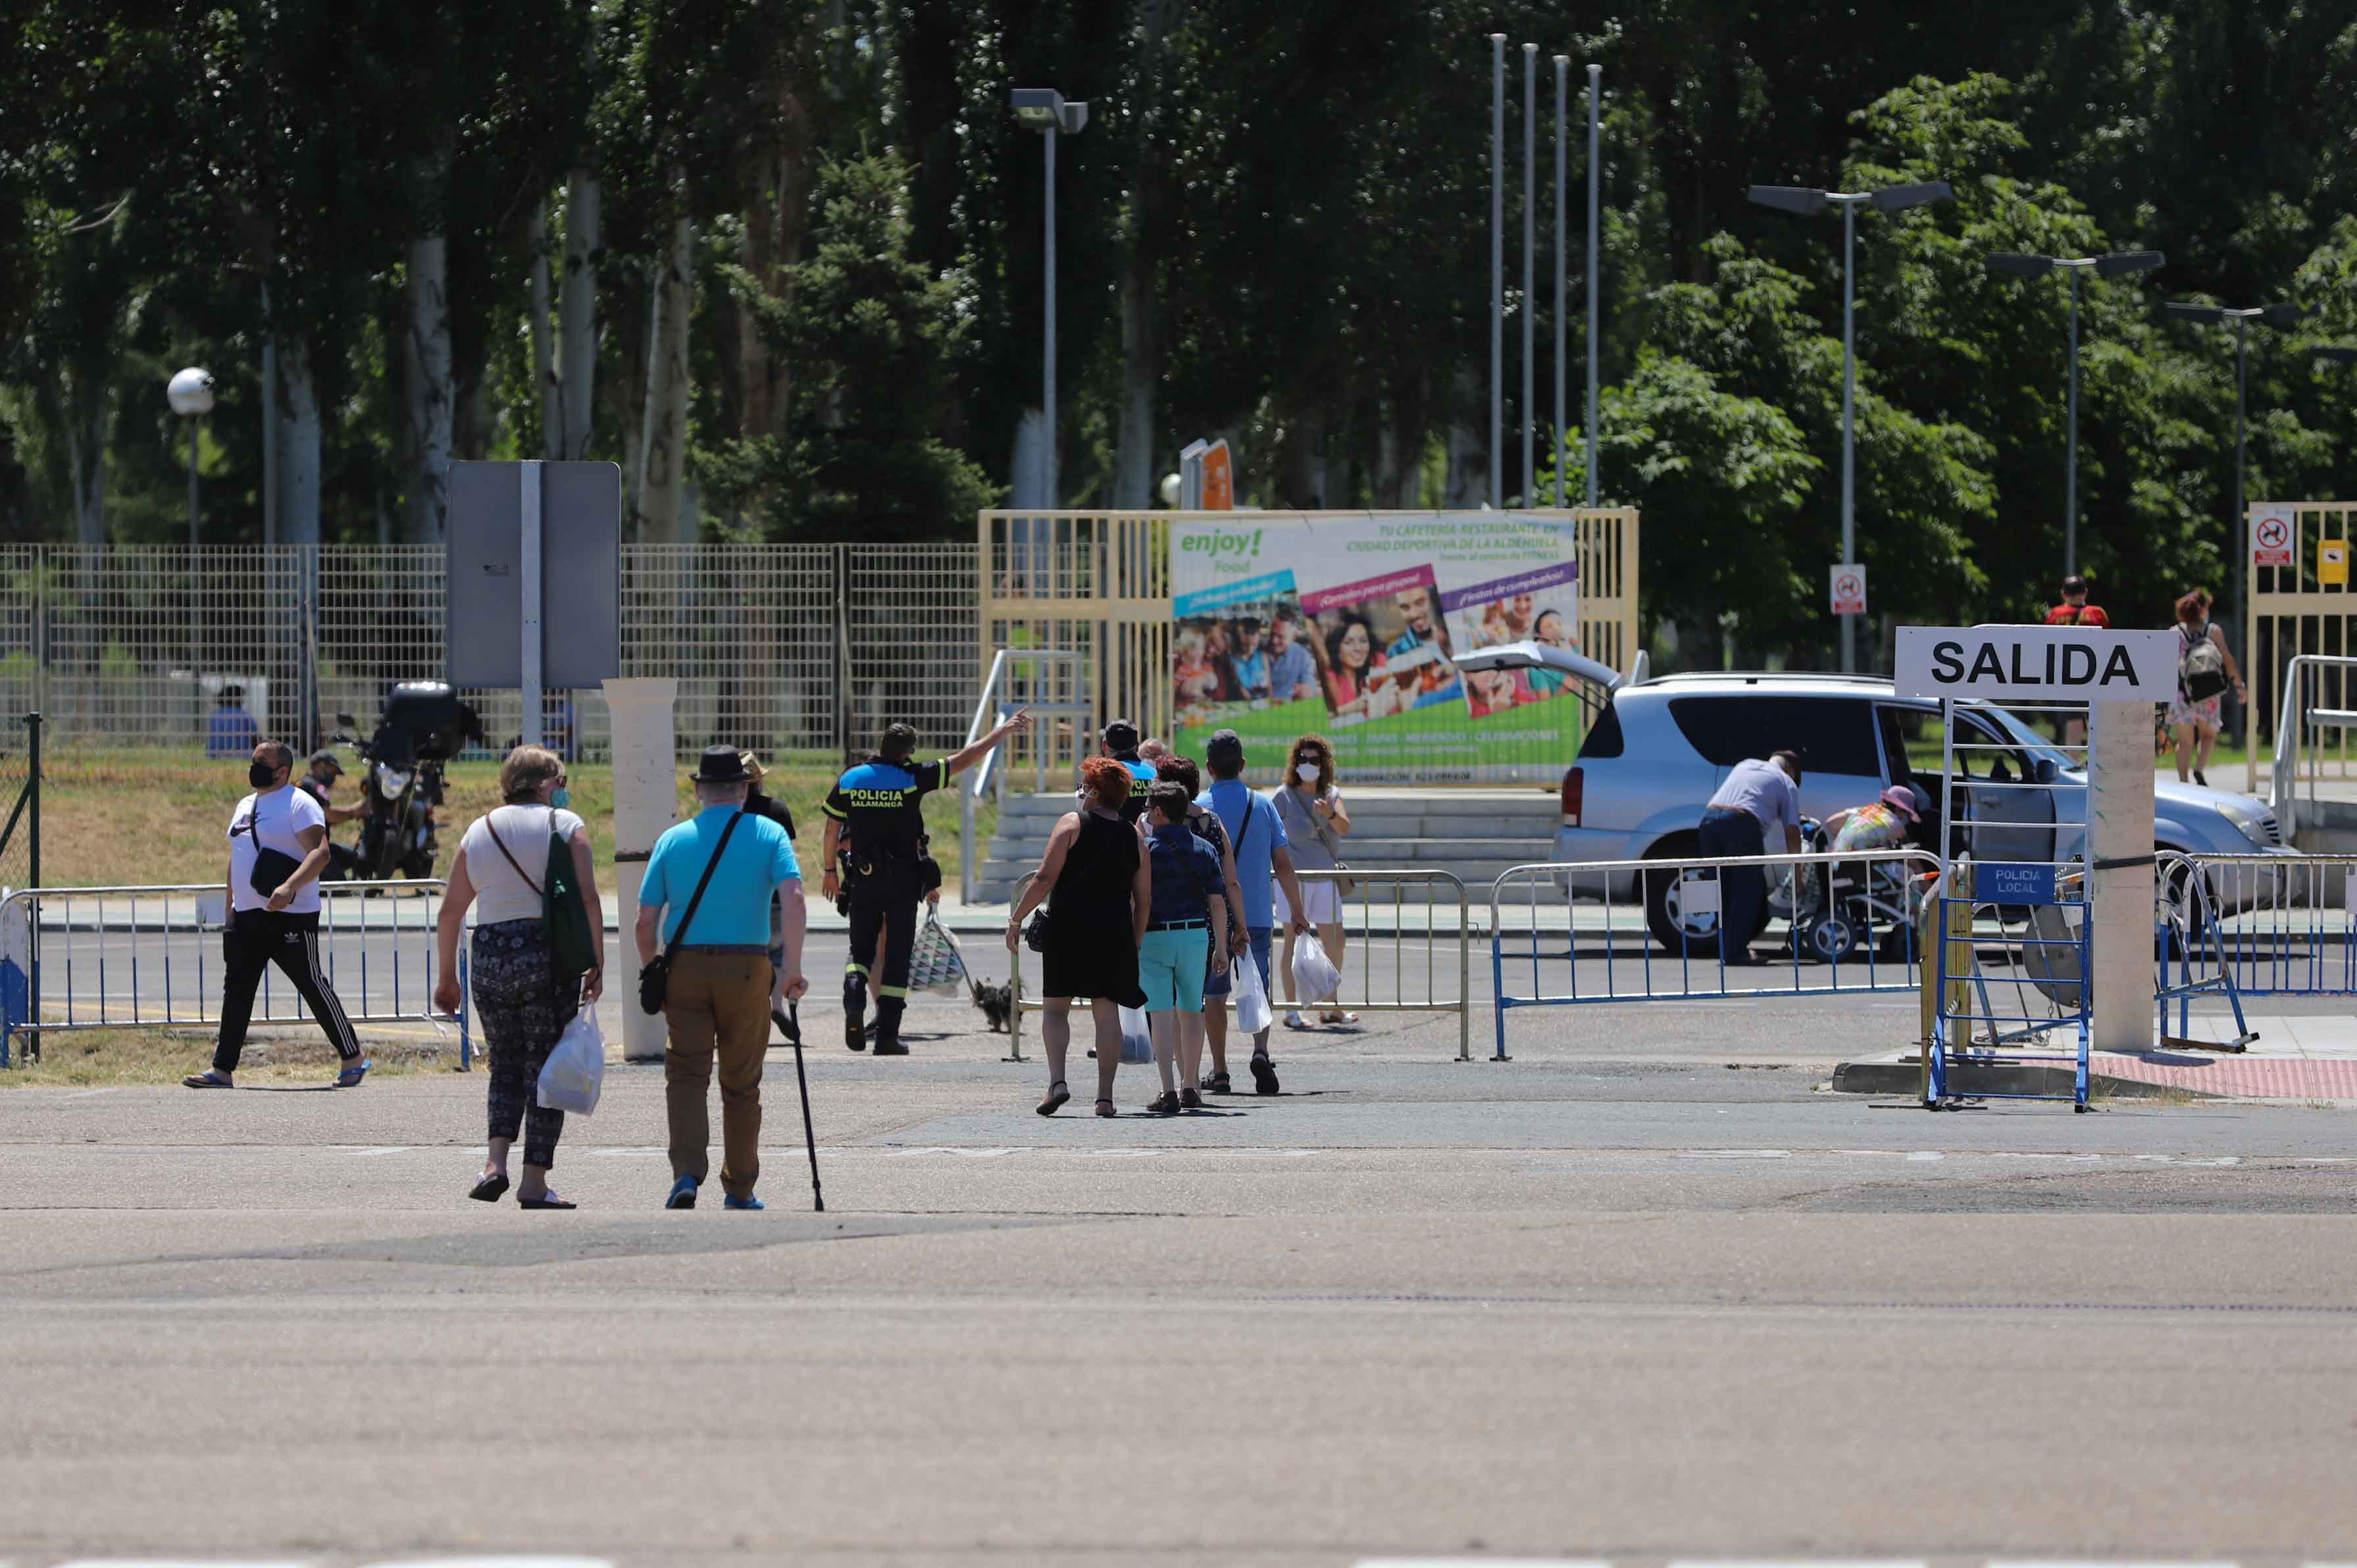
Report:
1585,64,1600,510
1553,55,1567,510
1522,43,1536,506
1986,250,2163,579
1749,181,1952,673
2164,297,2303,709
1489,34,1504,508
1839,198,1856,675
1009,89,1089,518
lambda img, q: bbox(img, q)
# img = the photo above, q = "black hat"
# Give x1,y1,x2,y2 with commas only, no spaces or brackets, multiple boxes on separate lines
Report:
691,745,754,784
1101,718,1141,753
1205,728,1245,766
307,748,343,775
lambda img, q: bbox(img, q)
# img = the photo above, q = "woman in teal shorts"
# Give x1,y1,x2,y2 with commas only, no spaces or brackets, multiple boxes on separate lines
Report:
1137,781,1229,1115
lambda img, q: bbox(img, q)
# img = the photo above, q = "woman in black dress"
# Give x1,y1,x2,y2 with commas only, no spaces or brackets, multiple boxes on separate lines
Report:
1006,755,1151,1116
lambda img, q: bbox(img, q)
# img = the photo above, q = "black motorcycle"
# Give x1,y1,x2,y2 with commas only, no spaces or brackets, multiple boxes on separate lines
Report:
320,681,483,883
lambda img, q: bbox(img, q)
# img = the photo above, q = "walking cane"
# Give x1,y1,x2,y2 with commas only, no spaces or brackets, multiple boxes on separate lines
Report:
775,1001,824,1212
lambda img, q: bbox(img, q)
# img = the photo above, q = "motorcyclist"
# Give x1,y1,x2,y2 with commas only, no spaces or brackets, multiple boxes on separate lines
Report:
296,748,367,879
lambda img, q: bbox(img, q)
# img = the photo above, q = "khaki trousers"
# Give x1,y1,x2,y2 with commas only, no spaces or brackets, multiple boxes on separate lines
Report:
663,950,774,1200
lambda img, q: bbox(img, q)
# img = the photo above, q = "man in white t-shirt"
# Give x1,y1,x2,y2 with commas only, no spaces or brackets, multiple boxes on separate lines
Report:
183,741,366,1089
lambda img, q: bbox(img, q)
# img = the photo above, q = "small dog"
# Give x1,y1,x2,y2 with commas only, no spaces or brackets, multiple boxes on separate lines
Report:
970,978,1014,1033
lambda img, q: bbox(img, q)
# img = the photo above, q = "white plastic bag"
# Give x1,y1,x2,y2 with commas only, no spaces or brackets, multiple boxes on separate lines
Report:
1117,1003,1154,1064
1230,948,1273,1036
535,1008,606,1116
1291,931,1341,1005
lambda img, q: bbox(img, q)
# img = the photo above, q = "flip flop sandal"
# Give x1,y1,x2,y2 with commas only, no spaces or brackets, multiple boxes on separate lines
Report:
1204,1071,1231,1094
468,1173,510,1203
182,1071,233,1089
1095,1098,1118,1118
1037,1080,1072,1117
518,1194,576,1210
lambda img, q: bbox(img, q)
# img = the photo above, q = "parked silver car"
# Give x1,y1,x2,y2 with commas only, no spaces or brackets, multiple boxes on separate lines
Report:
1542,670,2292,955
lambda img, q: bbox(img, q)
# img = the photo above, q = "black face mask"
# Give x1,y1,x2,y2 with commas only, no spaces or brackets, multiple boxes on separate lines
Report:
249,761,280,789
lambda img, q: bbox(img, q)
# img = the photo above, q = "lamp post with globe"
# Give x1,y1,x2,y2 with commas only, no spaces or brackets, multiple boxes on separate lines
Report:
166,368,214,550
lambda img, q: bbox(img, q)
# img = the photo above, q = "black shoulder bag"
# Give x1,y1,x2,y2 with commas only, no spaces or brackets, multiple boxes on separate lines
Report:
637,810,745,1015
239,794,305,898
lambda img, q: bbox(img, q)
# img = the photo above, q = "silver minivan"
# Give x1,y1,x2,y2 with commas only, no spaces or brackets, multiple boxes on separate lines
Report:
1544,670,2290,954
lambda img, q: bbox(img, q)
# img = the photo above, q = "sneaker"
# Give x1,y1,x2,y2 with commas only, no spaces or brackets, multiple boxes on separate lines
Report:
872,1037,910,1057
724,1193,766,1211
1250,1054,1280,1096
666,1175,700,1210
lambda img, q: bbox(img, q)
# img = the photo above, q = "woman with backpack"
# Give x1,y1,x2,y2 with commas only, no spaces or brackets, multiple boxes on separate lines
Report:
2170,589,2245,787
432,746,604,1208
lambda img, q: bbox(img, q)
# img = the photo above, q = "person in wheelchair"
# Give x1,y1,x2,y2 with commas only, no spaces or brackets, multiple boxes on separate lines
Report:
1800,785,1931,963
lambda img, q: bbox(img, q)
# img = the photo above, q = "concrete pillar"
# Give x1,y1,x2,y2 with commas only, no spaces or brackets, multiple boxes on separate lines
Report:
604,677,678,1062
2088,698,2155,1053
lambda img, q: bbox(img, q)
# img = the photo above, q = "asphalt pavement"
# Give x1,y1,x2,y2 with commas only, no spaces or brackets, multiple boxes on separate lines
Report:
1,951,2354,1567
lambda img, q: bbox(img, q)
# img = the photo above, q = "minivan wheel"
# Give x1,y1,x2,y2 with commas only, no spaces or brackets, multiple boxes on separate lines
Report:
1643,858,1765,958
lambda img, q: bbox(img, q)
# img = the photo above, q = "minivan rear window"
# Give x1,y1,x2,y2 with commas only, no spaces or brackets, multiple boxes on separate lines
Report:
1667,696,1881,778
1576,702,1624,758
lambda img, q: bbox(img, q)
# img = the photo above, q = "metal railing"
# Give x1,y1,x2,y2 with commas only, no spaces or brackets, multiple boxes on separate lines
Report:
0,541,982,760
0,880,464,1068
2162,850,2357,1000
1005,868,1474,1062
958,649,1092,904
1490,850,1938,1062
2270,654,2357,841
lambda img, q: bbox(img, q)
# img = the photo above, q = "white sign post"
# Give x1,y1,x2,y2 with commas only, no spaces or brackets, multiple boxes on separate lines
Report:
1829,564,1867,617
1895,624,2176,1055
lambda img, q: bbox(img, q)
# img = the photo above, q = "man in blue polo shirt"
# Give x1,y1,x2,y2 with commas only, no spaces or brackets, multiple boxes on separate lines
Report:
1097,718,1160,822
638,746,806,1211
1196,729,1310,1096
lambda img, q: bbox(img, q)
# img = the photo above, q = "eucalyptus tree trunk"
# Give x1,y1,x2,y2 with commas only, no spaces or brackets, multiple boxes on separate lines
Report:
557,166,600,460
401,233,453,541
637,202,694,544
277,333,322,547
527,199,558,460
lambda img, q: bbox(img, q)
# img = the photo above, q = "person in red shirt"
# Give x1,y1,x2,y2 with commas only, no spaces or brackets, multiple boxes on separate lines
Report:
2044,574,2110,628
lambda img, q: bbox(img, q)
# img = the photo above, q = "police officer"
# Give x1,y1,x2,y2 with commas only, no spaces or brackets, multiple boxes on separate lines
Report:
1098,719,1159,822
822,708,1031,1055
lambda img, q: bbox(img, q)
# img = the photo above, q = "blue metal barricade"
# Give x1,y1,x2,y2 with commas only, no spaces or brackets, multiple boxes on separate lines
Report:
1488,848,1939,1062
1925,860,2091,1111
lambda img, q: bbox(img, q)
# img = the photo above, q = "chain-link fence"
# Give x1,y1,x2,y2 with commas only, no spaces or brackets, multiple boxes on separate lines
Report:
0,544,980,762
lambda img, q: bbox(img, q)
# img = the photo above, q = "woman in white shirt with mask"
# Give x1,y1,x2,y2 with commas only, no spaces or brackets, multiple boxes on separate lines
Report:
1272,733,1355,1029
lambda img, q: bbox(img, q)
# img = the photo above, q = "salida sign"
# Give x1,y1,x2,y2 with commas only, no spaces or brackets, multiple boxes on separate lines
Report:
1893,625,2178,703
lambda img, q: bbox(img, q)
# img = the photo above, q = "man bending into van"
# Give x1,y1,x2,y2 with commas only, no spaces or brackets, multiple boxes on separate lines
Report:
1697,750,1803,968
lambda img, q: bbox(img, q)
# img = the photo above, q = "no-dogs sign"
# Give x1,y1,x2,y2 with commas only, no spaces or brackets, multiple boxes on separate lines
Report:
1893,625,2179,703
1829,564,1868,616
2252,507,2294,568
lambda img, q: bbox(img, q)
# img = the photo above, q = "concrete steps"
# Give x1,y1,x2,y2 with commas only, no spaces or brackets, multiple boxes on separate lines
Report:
974,787,1561,902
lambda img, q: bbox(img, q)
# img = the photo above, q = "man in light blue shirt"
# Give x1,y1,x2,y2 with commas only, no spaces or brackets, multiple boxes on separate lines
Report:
1224,618,1272,700
1697,750,1804,967
1265,610,1319,703
637,746,806,1211
1197,729,1310,1096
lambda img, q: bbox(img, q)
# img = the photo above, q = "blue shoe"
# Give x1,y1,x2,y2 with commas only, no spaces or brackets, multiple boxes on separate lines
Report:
666,1175,699,1210
724,1193,765,1211
334,1058,372,1088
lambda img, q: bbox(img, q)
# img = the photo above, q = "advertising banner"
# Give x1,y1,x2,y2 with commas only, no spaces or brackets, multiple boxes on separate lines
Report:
1170,514,1583,775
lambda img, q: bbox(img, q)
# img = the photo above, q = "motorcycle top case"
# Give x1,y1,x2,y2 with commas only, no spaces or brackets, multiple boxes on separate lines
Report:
378,681,479,764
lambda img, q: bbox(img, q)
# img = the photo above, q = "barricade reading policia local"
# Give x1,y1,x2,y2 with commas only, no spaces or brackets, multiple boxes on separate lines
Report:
0,881,463,1068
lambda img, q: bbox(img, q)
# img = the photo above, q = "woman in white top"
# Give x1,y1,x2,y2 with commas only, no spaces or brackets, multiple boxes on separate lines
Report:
433,746,603,1209
1272,734,1356,1029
